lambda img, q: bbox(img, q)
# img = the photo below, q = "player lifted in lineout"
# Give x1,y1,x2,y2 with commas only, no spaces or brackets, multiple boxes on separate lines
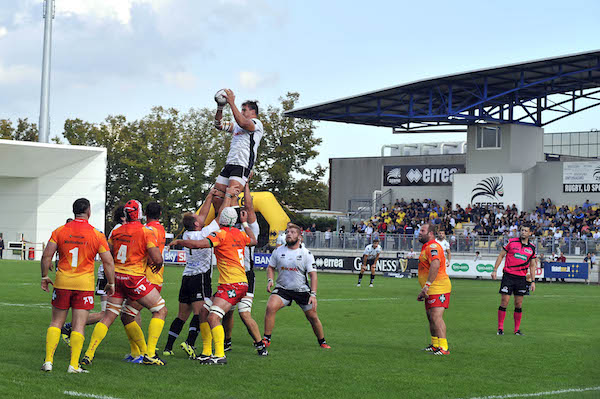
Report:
212,89,264,213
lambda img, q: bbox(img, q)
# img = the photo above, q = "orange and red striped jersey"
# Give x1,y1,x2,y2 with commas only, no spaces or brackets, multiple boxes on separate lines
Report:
109,221,158,277
145,220,166,285
49,219,109,291
207,227,251,284
418,239,452,295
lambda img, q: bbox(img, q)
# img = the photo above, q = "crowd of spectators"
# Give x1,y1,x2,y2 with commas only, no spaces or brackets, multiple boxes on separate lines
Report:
346,197,600,250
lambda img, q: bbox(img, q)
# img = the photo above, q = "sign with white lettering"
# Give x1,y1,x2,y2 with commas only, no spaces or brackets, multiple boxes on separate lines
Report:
383,165,465,187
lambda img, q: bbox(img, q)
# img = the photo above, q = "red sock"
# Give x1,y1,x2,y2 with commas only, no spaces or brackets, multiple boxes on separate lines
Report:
514,308,522,332
497,306,506,330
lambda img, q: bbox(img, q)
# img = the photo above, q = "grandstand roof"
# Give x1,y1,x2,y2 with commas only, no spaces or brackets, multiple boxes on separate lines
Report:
285,50,600,132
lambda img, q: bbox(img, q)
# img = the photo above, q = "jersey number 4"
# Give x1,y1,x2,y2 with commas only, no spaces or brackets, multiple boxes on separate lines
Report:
116,245,128,264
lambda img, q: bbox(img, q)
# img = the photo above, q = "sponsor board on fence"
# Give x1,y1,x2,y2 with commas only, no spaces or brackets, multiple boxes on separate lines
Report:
453,173,523,210
563,161,600,193
383,165,465,187
163,249,187,264
448,258,544,279
543,262,588,279
252,253,407,272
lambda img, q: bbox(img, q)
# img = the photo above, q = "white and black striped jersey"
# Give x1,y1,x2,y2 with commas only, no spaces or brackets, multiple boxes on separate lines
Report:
243,221,259,272
182,220,220,276
269,246,316,292
226,119,264,169
363,244,382,260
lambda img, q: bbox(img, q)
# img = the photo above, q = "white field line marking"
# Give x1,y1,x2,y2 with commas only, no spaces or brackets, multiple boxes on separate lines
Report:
64,391,121,399
258,297,402,303
461,385,600,399
0,302,51,309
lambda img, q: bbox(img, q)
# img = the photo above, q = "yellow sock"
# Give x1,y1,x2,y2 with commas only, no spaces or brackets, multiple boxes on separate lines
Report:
431,336,439,347
85,322,109,359
45,326,61,363
200,322,212,356
212,325,225,358
439,338,449,351
146,318,165,358
124,321,146,357
69,331,85,369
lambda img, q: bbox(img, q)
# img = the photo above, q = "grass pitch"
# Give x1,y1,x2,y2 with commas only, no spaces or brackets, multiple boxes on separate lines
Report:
0,259,599,399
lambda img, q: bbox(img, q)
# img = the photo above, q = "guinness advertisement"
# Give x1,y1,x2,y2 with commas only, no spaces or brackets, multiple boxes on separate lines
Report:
313,255,405,273
383,165,465,187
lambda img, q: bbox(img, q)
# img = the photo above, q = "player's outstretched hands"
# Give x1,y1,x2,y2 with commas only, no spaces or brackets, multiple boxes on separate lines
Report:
309,295,317,311
224,89,235,105
226,186,241,197
240,210,248,224
491,270,497,280
41,276,53,292
417,285,429,301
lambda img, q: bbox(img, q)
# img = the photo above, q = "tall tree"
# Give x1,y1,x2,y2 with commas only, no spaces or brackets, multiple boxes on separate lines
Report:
0,118,39,141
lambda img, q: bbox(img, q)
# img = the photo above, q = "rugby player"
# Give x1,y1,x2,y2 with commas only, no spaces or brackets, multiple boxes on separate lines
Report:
41,198,115,373
417,223,452,356
61,205,125,346
120,202,166,362
169,187,262,365
81,200,168,366
492,224,537,336
222,180,267,355
163,189,219,358
213,89,264,213
357,239,382,287
262,224,330,350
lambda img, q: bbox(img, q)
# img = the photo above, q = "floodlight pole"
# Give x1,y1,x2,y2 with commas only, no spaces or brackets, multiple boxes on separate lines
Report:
38,0,55,143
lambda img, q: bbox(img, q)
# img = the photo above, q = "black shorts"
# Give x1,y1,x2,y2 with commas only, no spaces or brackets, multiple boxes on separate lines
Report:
272,287,311,310
365,258,376,266
246,269,255,296
179,271,212,304
95,276,107,296
216,164,251,186
499,273,528,296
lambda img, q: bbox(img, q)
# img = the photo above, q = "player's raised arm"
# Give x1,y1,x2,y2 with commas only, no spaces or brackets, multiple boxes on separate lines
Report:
244,177,257,224
225,89,255,131
492,249,507,280
170,238,211,249
240,210,257,247
40,241,57,292
196,188,217,226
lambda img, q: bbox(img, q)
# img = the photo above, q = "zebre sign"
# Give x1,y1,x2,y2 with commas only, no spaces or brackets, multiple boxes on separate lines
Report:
382,165,465,187
452,173,523,210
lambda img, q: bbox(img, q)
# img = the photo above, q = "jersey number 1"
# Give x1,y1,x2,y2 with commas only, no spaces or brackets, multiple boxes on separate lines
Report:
69,247,79,270
117,245,128,264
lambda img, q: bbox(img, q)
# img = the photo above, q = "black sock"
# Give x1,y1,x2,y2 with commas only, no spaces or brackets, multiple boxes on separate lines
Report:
498,306,507,311
165,317,185,351
225,337,232,345
318,337,326,345
263,334,271,342
370,275,375,284
358,273,363,284
186,315,200,346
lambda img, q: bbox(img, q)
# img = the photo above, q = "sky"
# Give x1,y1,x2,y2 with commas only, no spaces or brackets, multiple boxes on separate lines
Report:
2,0,600,173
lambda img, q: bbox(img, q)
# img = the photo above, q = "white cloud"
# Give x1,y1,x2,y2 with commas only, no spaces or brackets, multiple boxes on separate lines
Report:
0,27,7,39
239,71,279,90
0,62,38,85
164,70,198,90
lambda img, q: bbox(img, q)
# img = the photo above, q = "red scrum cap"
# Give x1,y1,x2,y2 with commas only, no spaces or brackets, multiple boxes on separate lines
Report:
124,200,143,221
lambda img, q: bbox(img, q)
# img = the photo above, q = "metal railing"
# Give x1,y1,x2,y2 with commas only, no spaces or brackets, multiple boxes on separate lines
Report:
303,232,600,256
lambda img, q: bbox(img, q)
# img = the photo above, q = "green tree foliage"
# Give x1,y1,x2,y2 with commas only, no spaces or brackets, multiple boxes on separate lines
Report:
0,118,39,141
57,92,326,231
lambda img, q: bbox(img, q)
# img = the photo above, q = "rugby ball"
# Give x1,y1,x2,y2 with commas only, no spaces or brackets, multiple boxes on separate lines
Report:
214,89,227,106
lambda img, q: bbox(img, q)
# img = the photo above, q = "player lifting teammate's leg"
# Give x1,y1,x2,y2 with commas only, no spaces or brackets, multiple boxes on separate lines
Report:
212,89,264,213
222,177,268,356
163,189,220,359
81,200,168,366
169,187,262,365
492,224,537,336
262,224,330,350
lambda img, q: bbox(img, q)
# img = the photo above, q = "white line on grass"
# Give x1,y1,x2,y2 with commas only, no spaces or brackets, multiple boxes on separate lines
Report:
63,391,121,399
461,386,600,399
257,297,401,303
0,302,51,309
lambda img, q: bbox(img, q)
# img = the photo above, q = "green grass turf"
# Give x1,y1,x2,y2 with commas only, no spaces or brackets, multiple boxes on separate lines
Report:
0,259,599,399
